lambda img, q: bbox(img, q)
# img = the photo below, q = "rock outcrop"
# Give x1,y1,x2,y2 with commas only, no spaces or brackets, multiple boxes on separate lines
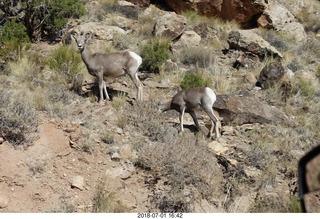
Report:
152,12,187,39
162,0,268,27
227,29,283,60
213,95,293,126
256,61,285,89
257,2,306,42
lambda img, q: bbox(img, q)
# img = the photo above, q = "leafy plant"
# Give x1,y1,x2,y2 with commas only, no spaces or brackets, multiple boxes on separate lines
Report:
180,72,211,90
292,76,315,97
0,0,86,41
0,20,31,62
140,38,170,73
0,20,30,44
46,45,83,87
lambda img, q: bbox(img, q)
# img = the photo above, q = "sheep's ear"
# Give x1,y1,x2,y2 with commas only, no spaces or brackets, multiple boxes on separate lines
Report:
85,31,93,43
70,31,78,39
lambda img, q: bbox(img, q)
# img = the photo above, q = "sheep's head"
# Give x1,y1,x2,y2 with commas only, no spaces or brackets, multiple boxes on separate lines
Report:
71,30,92,51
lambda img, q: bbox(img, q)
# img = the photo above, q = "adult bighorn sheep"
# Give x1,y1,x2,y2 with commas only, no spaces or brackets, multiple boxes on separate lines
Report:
71,30,143,103
159,87,221,140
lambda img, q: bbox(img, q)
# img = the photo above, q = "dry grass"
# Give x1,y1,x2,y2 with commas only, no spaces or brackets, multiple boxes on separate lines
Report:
92,178,128,212
128,101,224,210
182,10,239,49
0,88,39,146
111,94,128,111
249,194,301,212
177,46,215,69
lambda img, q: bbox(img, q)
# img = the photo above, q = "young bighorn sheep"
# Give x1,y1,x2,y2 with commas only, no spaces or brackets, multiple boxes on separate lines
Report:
159,87,221,140
71,30,143,103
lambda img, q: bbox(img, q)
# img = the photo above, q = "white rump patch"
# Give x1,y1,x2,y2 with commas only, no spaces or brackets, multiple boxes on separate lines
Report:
129,51,142,67
205,87,217,103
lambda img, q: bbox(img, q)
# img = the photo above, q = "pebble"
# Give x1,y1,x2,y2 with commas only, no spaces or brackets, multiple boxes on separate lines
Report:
71,176,85,191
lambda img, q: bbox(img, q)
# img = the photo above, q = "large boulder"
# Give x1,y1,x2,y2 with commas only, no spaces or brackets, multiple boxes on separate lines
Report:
256,61,285,89
70,22,126,41
227,29,283,60
213,95,293,126
257,2,306,43
162,0,268,27
152,12,187,39
273,0,313,17
171,30,202,53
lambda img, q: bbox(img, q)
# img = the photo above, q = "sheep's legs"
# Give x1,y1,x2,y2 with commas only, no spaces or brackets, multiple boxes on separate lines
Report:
128,72,143,101
189,111,200,131
203,106,220,139
179,107,186,132
98,77,110,103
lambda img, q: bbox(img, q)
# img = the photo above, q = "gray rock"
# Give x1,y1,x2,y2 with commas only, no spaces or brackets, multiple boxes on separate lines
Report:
0,195,8,209
71,176,85,191
153,12,187,39
228,29,283,59
214,95,293,126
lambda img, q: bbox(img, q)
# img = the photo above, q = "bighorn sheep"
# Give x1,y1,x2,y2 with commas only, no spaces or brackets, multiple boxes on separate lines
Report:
159,87,221,140
71,30,143,103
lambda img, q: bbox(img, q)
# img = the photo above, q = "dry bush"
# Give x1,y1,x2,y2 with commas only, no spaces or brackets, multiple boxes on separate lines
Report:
128,101,223,210
36,83,79,119
50,196,76,213
128,101,177,142
92,178,128,212
258,29,295,52
182,11,239,49
0,88,39,146
135,132,223,209
80,135,96,154
135,6,161,40
112,33,140,51
296,4,320,33
207,65,237,95
111,94,128,111
101,131,115,144
296,38,320,65
178,46,215,69
249,194,301,213
7,56,39,84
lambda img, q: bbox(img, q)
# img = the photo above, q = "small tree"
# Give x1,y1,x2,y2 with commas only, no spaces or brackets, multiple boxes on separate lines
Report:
0,20,31,62
0,0,86,42
140,38,170,73
0,20,30,43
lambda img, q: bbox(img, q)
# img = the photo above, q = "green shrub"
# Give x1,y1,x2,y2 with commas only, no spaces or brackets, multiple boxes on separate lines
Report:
0,20,30,44
0,88,39,146
46,45,83,87
44,0,86,37
180,72,211,90
0,0,85,41
0,20,31,62
292,76,315,97
140,38,170,73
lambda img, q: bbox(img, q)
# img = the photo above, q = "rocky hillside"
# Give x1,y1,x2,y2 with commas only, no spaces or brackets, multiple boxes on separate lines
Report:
0,0,320,213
